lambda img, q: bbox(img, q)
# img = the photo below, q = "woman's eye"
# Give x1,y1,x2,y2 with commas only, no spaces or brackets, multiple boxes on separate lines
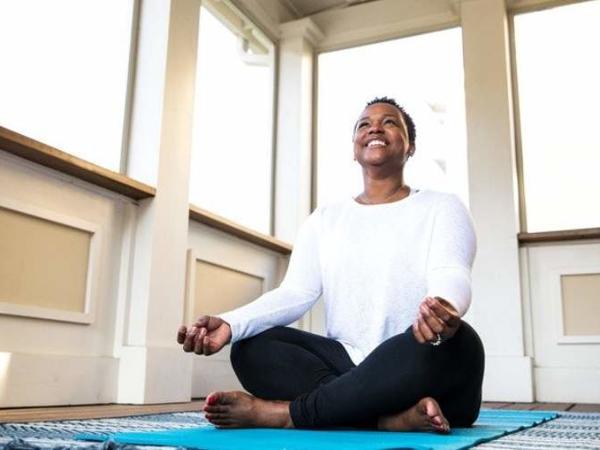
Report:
357,122,369,129
384,119,397,125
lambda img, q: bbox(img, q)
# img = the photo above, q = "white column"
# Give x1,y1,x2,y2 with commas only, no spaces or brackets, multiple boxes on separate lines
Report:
117,0,200,403
461,0,533,401
274,18,323,243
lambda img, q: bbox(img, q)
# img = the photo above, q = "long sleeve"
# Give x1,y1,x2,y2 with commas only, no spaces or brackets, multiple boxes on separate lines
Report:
218,212,323,342
426,194,477,316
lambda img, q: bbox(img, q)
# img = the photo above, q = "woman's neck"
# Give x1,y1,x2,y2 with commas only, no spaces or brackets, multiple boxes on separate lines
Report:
356,176,409,205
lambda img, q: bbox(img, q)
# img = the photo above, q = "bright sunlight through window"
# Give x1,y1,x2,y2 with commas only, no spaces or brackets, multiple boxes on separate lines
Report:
189,5,274,235
317,28,468,207
514,1,600,232
0,0,135,172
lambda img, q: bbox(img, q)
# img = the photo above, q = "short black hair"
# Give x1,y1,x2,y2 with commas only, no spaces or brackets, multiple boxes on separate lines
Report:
365,96,416,146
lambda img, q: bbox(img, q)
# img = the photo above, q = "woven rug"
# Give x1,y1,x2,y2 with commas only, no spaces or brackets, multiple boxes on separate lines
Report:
475,412,600,449
0,410,596,449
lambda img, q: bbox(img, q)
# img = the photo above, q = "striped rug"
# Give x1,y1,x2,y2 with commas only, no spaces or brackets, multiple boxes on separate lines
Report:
474,411,600,449
0,410,598,449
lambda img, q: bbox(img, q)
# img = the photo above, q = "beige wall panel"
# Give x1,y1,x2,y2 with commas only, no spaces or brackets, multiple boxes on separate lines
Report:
193,260,263,317
561,273,600,336
0,207,91,312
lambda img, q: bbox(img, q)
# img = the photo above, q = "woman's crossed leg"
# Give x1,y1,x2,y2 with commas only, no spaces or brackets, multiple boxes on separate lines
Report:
202,323,484,432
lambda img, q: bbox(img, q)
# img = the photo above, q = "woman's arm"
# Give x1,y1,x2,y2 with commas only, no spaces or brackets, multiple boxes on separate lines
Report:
414,194,477,344
216,212,323,343
425,193,477,317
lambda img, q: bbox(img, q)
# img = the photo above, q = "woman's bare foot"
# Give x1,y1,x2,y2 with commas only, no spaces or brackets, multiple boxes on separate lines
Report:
378,397,450,433
202,391,294,429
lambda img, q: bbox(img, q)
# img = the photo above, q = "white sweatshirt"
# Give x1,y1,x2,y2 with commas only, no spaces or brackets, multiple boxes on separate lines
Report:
219,189,476,365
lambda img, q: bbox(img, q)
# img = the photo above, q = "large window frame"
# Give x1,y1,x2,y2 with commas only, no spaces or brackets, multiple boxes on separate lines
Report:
509,0,600,240
0,0,141,175
188,0,278,237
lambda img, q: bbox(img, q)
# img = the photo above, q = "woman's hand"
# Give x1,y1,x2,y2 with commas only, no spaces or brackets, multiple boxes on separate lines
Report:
177,315,232,356
412,296,461,345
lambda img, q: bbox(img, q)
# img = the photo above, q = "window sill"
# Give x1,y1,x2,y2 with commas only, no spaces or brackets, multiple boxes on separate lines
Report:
518,228,600,244
0,126,155,200
189,204,293,255
1,125,293,254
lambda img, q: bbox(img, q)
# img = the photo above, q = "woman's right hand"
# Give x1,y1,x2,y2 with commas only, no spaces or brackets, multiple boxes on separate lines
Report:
177,315,232,356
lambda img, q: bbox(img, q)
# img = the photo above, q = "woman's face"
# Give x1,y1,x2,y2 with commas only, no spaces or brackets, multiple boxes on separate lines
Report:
352,103,412,170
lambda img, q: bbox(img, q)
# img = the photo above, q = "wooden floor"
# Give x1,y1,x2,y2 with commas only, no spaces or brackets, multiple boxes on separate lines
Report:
481,402,600,413
0,400,598,424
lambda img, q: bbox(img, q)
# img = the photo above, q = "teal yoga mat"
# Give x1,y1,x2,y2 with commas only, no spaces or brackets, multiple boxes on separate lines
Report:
78,409,558,450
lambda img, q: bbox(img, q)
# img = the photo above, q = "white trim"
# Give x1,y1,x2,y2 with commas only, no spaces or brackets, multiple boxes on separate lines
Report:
0,196,101,324
483,355,534,402
552,266,600,345
279,18,325,45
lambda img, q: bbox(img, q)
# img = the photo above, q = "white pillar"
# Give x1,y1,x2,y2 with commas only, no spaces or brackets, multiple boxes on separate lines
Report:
118,0,200,403
461,0,533,401
274,18,323,243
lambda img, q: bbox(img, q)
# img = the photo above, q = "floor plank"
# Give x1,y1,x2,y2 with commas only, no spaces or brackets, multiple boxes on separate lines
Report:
501,402,537,410
0,401,204,423
531,403,573,411
569,403,600,412
482,402,513,409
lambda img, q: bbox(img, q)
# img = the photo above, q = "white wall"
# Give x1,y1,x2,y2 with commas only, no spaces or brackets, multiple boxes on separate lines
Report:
0,151,131,407
186,221,286,397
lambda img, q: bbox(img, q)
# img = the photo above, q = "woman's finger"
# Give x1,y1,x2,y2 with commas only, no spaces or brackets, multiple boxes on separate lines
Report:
413,320,425,343
427,297,461,328
182,326,198,352
177,325,188,344
194,328,207,354
420,303,445,334
418,315,436,342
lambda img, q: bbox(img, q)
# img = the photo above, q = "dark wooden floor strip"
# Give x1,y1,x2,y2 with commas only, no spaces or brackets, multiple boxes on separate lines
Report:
569,403,600,412
482,402,513,409
0,401,204,423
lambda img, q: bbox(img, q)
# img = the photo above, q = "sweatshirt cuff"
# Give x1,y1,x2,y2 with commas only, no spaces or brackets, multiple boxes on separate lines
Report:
216,311,242,344
427,266,472,316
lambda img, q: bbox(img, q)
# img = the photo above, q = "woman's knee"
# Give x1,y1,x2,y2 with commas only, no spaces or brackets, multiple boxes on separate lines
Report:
230,326,289,369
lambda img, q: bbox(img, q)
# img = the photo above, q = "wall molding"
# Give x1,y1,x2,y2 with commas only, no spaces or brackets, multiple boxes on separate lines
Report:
552,267,600,345
184,250,267,325
0,196,101,324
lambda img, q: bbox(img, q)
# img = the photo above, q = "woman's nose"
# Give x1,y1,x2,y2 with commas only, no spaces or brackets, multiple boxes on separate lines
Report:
368,121,383,133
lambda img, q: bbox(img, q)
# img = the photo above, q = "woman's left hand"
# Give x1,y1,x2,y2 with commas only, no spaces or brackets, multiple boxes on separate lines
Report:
412,296,461,345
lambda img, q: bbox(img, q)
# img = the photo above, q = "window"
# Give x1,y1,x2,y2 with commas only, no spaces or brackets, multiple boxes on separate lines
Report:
514,1,600,232
189,3,275,235
0,0,135,172
316,28,468,206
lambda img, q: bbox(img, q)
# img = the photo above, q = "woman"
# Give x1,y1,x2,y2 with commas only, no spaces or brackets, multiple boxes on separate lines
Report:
177,97,485,433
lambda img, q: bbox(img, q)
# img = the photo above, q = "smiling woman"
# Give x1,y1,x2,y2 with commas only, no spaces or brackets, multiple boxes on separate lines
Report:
177,96,484,433
352,99,416,205
316,28,468,207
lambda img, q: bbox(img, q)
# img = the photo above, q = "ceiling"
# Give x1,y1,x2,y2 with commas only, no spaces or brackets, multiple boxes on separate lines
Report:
282,0,376,17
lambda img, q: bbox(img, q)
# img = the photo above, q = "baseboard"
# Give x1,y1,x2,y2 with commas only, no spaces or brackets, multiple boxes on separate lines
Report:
0,352,118,408
482,355,534,402
190,347,242,397
535,367,600,403
117,346,192,404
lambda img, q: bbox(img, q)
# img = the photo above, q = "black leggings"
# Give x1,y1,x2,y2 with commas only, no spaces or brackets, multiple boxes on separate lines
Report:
230,322,484,429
